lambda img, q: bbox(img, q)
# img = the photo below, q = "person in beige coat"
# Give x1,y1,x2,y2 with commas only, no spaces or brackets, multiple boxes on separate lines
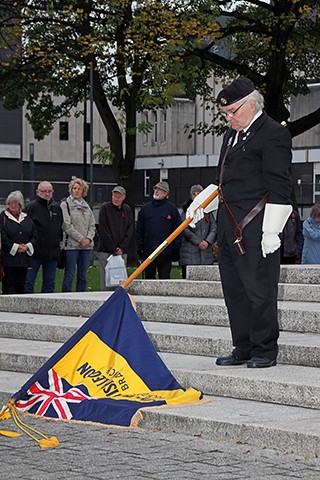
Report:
60,178,96,292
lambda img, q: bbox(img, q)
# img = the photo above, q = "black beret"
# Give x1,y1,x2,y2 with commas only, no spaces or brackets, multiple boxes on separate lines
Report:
216,78,255,106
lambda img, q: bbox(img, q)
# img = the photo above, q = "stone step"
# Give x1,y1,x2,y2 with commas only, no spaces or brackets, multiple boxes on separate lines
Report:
139,394,320,457
0,279,319,458
187,264,320,285
0,344,319,412
0,291,108,317
159,352,320,410
0,312,84,343
0,337,61,373
0,310,319,372
1,312,320,367
136,297,320,334
0,368,318,457
128,279,319,302
0,293,319,336
0,370,31,406
144,322,320,368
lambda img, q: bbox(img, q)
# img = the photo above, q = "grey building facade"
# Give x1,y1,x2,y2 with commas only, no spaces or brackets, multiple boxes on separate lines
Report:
0,84,319,218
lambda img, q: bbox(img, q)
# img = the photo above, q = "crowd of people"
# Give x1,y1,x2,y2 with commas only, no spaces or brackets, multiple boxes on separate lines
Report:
0,177,219,295
1,174,316,296
0,171,318,297
1,78,320,371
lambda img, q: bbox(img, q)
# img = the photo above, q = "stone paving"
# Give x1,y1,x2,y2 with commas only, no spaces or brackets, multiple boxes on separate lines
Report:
1,416,320,479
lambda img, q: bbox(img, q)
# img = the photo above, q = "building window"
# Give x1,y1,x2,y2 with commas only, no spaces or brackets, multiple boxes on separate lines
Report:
143,113,148,144
161,110,167,143
144,169,150,197
153,111,158,144
59,121,69,141
84,122,91,142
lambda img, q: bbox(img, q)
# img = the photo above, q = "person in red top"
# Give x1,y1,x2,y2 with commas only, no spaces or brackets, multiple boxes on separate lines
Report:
97,186,133,290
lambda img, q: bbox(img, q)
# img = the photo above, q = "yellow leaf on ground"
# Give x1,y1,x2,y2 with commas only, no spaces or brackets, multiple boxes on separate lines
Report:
0,430,22,437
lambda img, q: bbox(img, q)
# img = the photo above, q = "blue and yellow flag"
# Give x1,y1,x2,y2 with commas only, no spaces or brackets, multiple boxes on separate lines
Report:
14,287,202,427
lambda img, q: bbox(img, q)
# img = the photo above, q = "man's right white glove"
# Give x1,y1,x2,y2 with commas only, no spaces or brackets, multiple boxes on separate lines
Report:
186,184,218,228
261,203,292,258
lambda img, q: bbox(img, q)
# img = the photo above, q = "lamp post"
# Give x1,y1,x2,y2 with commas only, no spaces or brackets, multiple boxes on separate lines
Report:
29,143,34,200
83,101,87,181
89,62,94,205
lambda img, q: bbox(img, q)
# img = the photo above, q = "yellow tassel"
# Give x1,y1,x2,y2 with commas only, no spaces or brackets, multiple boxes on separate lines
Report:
4,399,60,449
0,411,11,421
39,436,60,449
0,430,22,437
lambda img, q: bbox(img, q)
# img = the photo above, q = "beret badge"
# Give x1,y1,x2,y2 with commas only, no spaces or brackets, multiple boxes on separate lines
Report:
220,97,227,105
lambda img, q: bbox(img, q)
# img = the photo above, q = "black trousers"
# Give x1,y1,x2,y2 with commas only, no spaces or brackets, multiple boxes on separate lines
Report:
218,241,280,361
144,252,172,279
2,266,28,294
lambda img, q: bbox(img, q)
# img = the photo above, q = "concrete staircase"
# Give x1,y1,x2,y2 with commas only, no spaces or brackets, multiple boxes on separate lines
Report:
0,264,319,456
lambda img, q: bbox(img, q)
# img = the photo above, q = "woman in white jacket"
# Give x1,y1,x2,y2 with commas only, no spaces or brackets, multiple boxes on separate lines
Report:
61,178,96,292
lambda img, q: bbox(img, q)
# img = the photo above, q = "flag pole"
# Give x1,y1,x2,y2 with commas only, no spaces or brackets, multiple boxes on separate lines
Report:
121,187,219,289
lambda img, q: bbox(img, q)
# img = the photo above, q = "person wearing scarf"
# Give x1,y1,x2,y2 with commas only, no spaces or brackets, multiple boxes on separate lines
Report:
0,190,36,294
60,178,96,292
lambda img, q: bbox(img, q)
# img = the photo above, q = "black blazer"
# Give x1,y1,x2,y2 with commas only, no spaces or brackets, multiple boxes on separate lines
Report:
217,112,292,247
0,211,36,268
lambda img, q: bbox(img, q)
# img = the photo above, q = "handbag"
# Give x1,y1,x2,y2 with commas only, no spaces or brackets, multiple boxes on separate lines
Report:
57,248,66,269
105,255,128,287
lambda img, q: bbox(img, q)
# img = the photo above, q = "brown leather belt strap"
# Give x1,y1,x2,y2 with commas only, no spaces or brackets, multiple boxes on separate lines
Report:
220,191,270,242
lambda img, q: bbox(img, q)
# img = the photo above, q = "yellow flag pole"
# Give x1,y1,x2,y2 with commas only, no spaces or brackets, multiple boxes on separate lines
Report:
121,187,219,290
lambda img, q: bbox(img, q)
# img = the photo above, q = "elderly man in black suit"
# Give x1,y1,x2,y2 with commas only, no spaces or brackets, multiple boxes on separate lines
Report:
215,78,292,368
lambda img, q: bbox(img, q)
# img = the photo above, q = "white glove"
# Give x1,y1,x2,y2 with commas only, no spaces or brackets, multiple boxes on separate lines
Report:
187,208,204,228
261,232,281,257
186,184,218,227
261,203,292,258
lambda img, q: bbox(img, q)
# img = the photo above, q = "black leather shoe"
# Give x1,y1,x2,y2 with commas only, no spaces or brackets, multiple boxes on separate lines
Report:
247,357,277,368
216,354,250,366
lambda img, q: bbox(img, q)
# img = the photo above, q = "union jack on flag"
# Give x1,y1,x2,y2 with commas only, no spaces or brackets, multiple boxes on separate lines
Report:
14,287,202,427
16,369,91,420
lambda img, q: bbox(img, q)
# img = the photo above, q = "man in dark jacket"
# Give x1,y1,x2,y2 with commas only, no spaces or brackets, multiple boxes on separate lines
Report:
97,186,133,290
280,210,303,264
215,78,292,368
136,181,182,279
24,181,63,293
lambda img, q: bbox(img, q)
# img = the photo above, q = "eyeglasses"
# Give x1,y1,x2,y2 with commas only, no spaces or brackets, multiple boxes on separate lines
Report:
39,189,53,194
221,100,248,118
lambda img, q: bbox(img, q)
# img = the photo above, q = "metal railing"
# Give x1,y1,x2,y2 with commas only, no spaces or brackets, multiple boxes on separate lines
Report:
0,179,117,206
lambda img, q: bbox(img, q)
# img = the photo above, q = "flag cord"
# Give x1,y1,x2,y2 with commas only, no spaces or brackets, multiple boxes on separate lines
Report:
2,399,60,449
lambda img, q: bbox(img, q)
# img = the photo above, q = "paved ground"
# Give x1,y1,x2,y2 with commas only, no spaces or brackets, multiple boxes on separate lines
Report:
1,415,320,479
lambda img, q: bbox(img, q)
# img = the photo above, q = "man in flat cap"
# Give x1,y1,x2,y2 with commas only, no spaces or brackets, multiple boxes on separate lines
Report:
215,78,292,368
97,186,133,290
136,181,182,279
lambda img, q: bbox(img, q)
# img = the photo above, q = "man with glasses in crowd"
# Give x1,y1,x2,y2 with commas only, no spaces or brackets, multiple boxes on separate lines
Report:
215,78,292,368
24,181,63,293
